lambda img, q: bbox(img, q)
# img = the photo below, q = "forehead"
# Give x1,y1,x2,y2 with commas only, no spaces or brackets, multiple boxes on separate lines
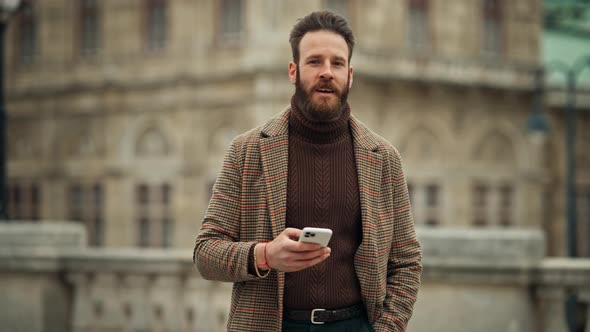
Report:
299,30,349,61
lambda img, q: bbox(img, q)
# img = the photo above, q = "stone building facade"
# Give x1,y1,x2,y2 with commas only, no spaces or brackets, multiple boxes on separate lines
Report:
4,0,589,256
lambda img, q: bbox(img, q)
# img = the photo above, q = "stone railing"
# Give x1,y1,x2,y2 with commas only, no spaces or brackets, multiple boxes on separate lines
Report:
65,249,232,332
412,228,590,332
1,223,589,332
354,49,537,90
0,223,231,332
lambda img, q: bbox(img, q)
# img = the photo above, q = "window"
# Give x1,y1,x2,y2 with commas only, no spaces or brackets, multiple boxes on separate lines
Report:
30,184,40,219
137,184,149,205
16,0,38,64
67,183,104,246
473,183,488,226
136,183,174,247
219,0,243,43
424,184,439,225
145,0,167,50
79,0,100,56
426,184,438,207
139,217,150,247
69,184,83,220
482,0,503,57
7,181,41,221
162,218,173,248
472,182,514,227
407,181,442,226
324,0,351,23
268,1,282,29
498,185,513,226
407,0,430,52
161,184,173,248
407,182,414,206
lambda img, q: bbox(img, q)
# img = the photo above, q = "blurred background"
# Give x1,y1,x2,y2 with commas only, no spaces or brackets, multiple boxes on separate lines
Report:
0,0,589,331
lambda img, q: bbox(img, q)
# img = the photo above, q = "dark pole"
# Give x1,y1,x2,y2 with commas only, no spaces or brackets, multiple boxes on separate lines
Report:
565,68,577,332
544,57,590,332
565,69,577,259
0,22,6,221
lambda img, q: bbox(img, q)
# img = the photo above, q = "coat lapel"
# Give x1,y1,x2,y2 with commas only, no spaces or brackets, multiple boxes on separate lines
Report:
259,108,290,326
259,108,290,239
350,116,384,312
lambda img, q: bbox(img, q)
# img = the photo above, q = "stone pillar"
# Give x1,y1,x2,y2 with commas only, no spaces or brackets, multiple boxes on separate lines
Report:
0,222,86,332
68,273,92,332
104,170,132,246
535,287,569,332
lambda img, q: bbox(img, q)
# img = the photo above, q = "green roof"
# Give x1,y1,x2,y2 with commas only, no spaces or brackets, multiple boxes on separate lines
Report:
543,0,590,87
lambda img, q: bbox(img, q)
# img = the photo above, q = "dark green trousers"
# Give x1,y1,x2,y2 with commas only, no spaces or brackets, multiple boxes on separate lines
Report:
282,316,375,332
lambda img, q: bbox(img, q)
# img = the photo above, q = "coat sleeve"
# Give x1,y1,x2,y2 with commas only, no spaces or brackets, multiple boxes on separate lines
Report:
193,139,259,283
373,148,423,332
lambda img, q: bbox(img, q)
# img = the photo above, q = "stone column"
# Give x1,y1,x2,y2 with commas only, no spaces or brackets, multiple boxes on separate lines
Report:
535,287,569,332
0,222,86,332
104,169,132,246
68,273,91,332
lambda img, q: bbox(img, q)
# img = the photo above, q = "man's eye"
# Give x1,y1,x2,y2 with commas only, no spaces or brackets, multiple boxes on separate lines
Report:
308,60,319,65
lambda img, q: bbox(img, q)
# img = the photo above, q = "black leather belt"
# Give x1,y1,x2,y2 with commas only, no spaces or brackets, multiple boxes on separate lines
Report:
283,303,366,325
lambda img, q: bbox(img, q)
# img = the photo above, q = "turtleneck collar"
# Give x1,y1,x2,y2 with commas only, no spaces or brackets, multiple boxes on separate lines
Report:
289,96,351,144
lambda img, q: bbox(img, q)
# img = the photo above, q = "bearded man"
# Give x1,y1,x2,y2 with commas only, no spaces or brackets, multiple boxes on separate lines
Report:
194,11,422,332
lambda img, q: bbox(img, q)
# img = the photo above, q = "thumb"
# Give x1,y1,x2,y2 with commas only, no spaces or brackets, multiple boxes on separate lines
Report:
282,227,302,240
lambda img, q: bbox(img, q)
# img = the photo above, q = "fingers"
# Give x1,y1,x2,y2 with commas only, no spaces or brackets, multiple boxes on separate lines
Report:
265,228,331,272
290,251,331,272
307,252,331,267
281,228,322,251
293,247,331,261
283,227,302,240
280,247,331,272
290,241,322,252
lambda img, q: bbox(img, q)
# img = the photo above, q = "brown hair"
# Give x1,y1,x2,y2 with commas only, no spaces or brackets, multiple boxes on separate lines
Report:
289,11,355,64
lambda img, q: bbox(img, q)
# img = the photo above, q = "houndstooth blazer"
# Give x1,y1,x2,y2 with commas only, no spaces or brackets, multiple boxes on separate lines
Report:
194,107,422,332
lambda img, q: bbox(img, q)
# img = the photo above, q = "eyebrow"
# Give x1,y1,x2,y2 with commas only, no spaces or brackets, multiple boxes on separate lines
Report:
305,54,347,63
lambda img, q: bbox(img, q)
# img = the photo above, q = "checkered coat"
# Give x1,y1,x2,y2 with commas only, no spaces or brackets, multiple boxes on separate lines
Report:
194,107,422,332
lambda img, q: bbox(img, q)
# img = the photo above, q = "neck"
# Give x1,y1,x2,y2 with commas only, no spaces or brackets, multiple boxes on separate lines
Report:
289,96,351,144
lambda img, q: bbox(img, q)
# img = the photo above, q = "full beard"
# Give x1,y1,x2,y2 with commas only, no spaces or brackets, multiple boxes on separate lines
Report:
293,67,350,122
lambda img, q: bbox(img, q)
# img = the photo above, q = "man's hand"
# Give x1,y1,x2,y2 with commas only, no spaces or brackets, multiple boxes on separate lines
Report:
263,228,331,272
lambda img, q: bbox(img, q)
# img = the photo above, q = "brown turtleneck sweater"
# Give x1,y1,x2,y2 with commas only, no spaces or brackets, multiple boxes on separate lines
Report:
283,100,363,310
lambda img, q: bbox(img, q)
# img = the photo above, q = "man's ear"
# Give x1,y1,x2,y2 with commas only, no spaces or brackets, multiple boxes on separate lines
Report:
288,61,297,85
348,66,354,88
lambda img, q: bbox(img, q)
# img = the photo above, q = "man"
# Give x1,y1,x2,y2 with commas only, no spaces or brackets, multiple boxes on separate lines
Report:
194,11,422,332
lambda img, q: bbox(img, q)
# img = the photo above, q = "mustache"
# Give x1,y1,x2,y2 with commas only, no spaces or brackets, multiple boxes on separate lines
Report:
312,80,339,92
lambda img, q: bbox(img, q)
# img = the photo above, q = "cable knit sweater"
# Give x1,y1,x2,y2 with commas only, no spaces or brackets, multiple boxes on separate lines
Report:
283,100,363,310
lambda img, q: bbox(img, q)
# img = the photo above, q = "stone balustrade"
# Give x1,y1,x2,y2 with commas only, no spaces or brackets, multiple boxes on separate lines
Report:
354,49,537,90
412,227,590,332
0,223,232,332
1,223,589,332
65,249,231,332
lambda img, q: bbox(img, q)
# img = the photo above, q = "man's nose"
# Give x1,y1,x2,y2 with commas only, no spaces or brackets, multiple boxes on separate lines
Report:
319,63,334,80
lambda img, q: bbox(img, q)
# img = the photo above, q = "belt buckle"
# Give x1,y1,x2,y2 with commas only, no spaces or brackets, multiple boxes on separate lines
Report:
311,308,326,325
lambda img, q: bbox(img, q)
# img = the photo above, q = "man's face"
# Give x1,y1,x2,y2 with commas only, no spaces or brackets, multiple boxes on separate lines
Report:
289,30,354,121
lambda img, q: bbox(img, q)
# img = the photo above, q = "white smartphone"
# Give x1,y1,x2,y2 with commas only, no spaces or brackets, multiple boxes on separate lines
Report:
298,227,333,247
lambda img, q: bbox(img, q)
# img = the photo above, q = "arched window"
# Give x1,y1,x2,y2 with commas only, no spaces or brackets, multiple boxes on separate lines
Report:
482,0,504,57
407,0,431,52
16,0,38,64
219,0,243,44
145,0,168,50
67,182,104,246
135,183,174,247
78,0,100,56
